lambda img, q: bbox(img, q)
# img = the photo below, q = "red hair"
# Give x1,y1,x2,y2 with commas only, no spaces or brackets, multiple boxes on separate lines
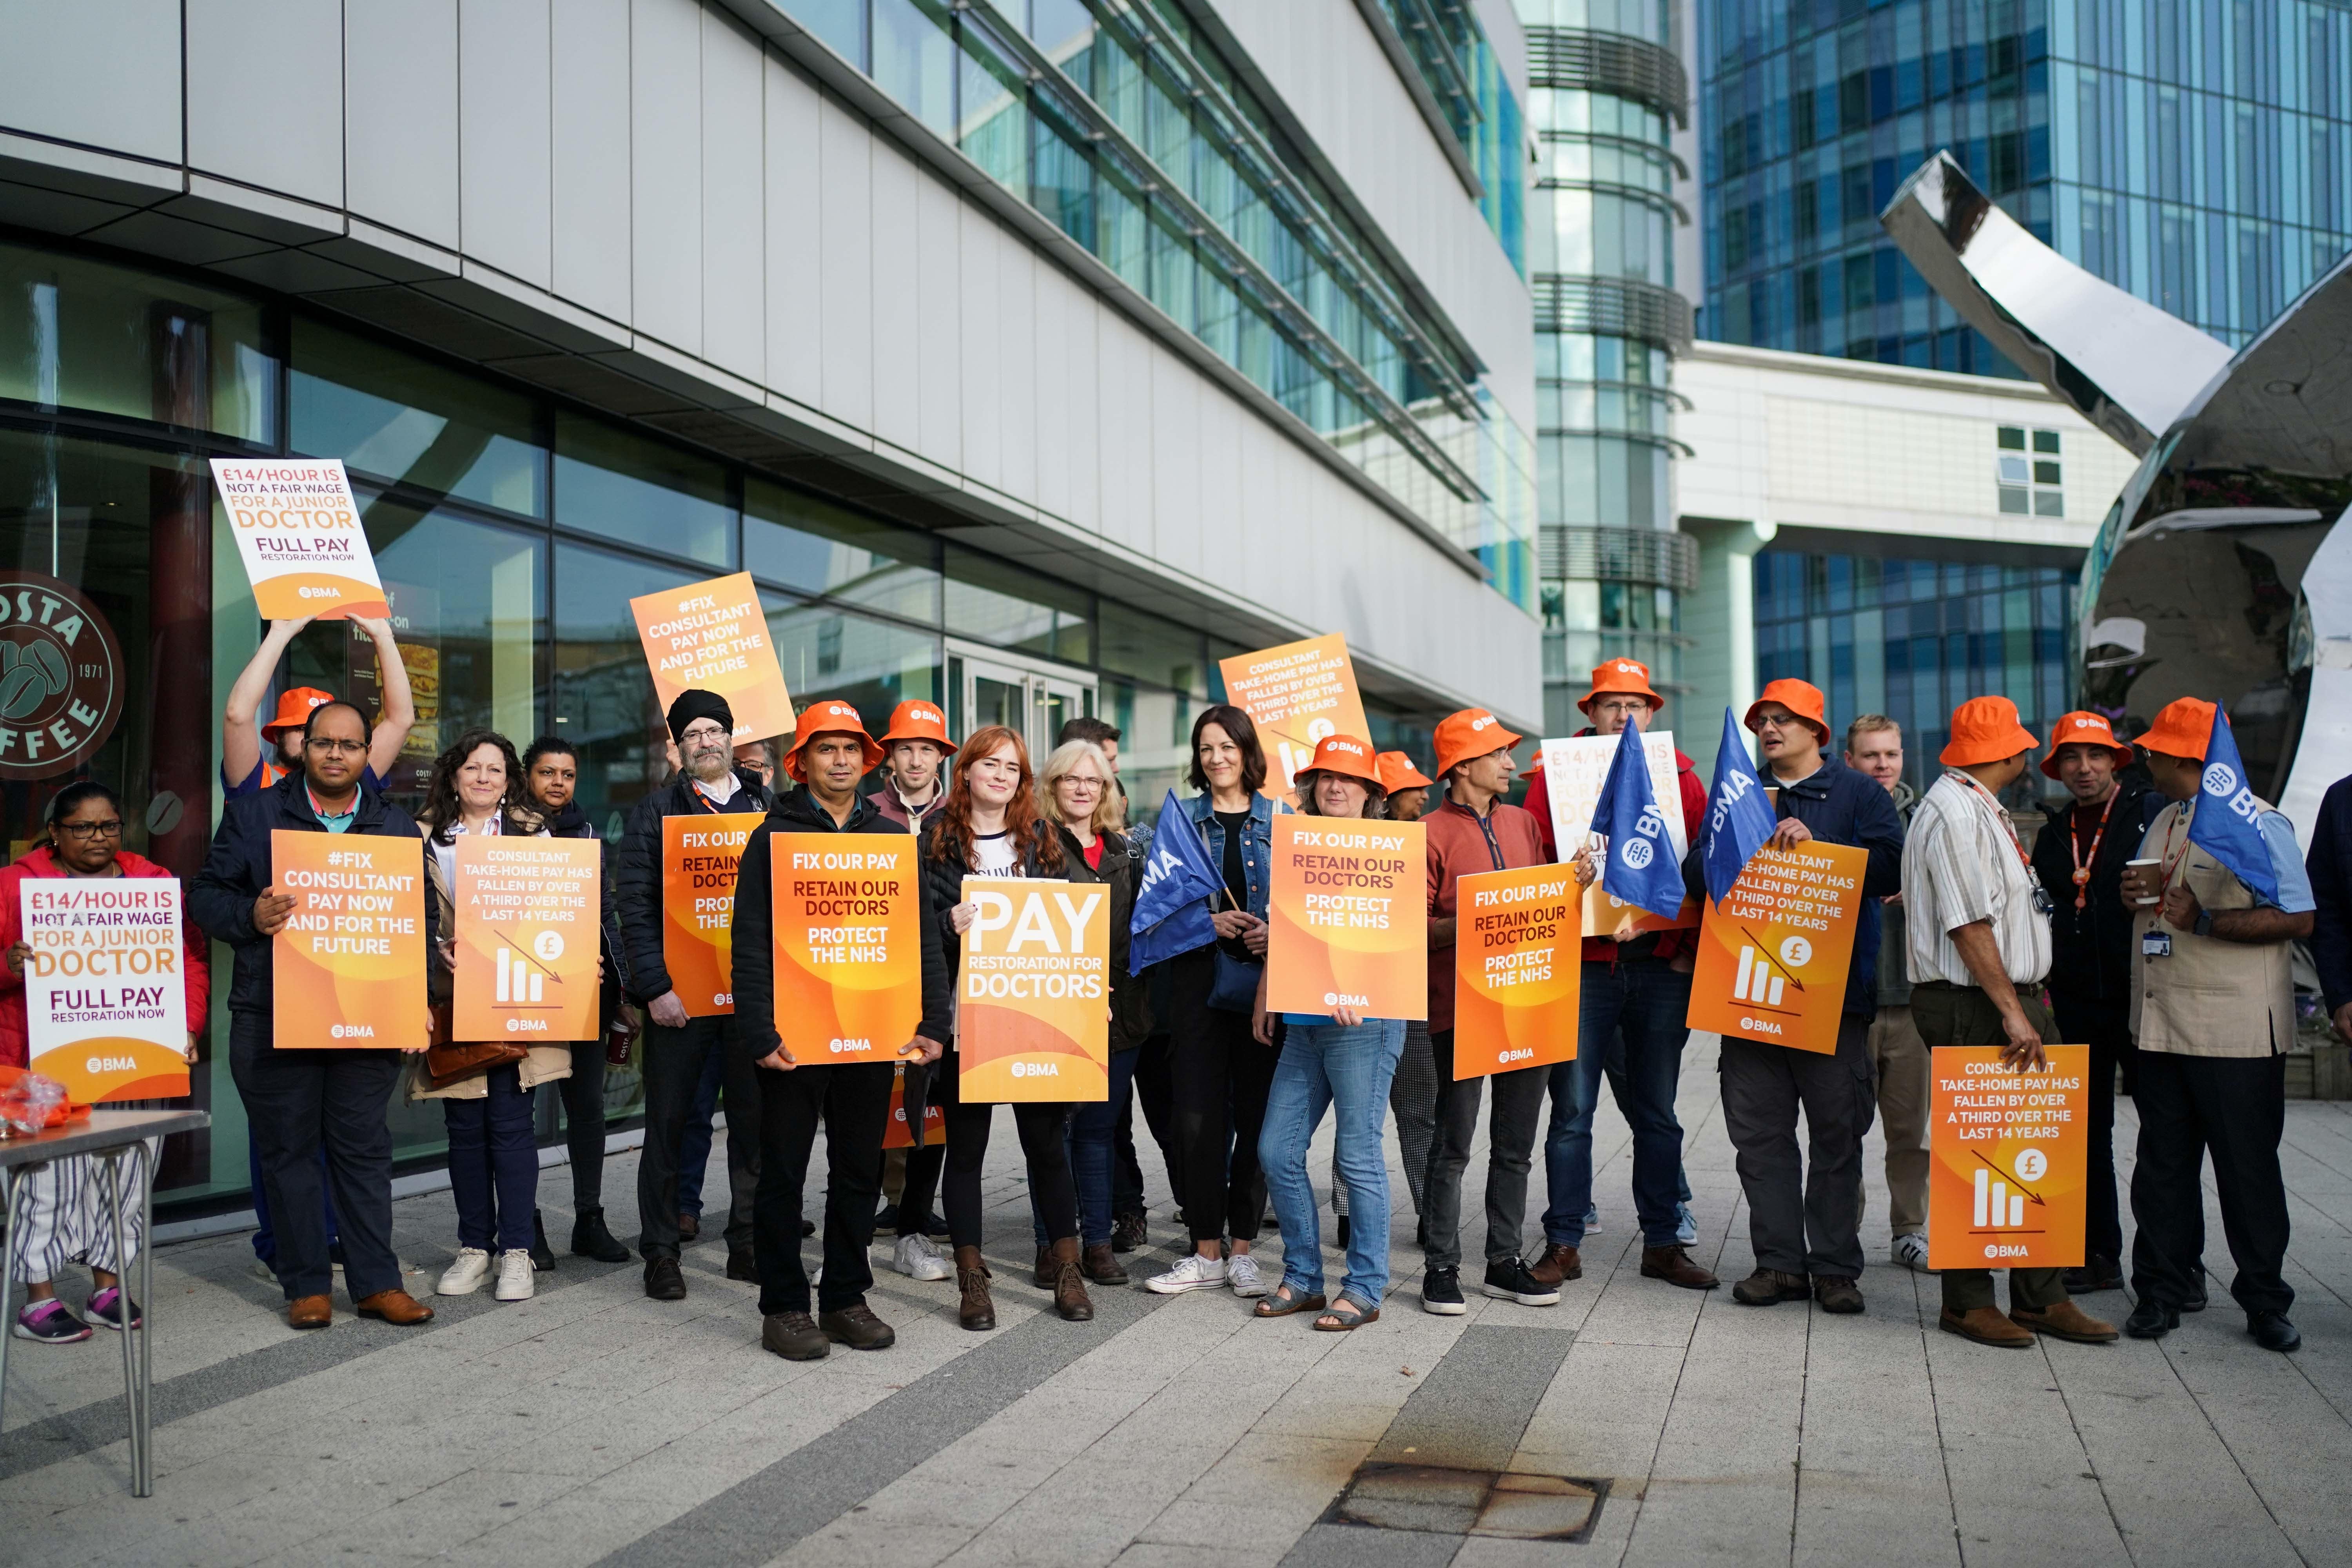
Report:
928,725,1064,873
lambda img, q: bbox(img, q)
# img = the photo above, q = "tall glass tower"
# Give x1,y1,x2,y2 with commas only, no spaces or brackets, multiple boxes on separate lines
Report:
1517,0,1697,735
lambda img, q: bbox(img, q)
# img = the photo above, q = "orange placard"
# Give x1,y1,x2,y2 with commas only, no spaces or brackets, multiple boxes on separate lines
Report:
1265,816,1428,1021
1451,864,1581,1079
21,878,191,1103
661,813,764,1017
1218,633,1371,802
882,1063,946,1150
769,832,924,1064
630,572,794,746
211,458,390,621
1537,732,1697,936
1685,840,1866,1054
271,831,427,1049
956,877,1110,1103
452,836,602,1044
1928,1045,2089,1271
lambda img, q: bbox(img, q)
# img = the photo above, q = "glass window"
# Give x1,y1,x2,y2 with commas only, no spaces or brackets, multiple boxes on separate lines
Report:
873,0,955,138
2032,429,2061,453
943,544,1093,664
1998,486,2030,514
551,542,705,840
2033,491,2065,516
290,319,544,517
763,595,941,745
744,477,938,625
1997,455,2029,483
2033,461,2062,485
1996,426,2025,449
1098,608,1206,695
553,414,733,568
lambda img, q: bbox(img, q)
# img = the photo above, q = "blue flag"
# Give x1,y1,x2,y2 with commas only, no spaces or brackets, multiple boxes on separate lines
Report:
1129,789,1223,973
1700,707,1776,905
2186,705,2281,904
1586,720,1687,920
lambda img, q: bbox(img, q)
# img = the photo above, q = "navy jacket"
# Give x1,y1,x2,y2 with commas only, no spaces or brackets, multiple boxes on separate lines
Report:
611,766,775,1007
1763,757,1906,1018
2308,773,2352,1017
189,771,431,1019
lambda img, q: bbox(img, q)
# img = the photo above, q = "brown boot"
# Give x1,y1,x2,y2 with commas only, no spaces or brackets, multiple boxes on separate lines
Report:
2011,1299,2118,1344
1732,1268,1809,1305
1641,1245,1720,1291
1034,1245,1056,1288
955,1245,995,1331
1082,1241,1129,1286
1526,1243,1581,1286
1939,1305,2035,1347
1051,1237,1094,1322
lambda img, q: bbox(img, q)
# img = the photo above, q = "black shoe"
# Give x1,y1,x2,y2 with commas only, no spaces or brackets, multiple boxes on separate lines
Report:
873,1201,901,1231
2181,1269,2207,1312
819,1304,897,1351
2123,1297,2178,1339
1335,1214,1351,1250
726,1246,759,1283
801,1218,818,1238
762,1311,828,1360
1111,1212,1148,1254
2247,1311,2301,1352
643,1256,686,1301
2062,1252,2123,1294
1421,1266,1465,1316
529,1209,557,1273
1482,1256,1561,1307
570,1206,632,1263
923,1213,949,1241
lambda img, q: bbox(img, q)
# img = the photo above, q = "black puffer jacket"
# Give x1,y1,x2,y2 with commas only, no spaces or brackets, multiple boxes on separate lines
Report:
915,817,1065,996
544,797,629,1032
1054,823,1149,1051
610,766,774,1007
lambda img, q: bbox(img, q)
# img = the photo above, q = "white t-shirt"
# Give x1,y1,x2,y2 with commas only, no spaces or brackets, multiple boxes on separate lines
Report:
971,830,1020,875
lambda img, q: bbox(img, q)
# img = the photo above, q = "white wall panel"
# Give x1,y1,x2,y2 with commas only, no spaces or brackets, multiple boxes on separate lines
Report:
954,202,1002,491
630,0,702,354
1030,269,1072,524
1149,350,1202,584
1094,316,1151,557
994,241,1037,506
1060,294,1102,533
187,0,343,207
345,1,458,247
0,1,182,163
912,172,962,471
551,0,632,321
459,0,552,287
866,141,920,452
699,5,765,384
762,56,822,407
813,98,872,428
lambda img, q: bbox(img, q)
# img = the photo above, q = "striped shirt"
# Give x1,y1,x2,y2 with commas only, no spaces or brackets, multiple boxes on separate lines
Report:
1902,771,2052,988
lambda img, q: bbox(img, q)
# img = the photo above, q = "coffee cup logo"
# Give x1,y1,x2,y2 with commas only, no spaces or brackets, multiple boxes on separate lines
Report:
0,575,124,780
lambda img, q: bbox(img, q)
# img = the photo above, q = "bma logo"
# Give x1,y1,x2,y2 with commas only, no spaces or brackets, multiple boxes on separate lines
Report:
1010,1060,1060,1079
0,575,124,779
1620,837,1654,869
2203,762,2238,797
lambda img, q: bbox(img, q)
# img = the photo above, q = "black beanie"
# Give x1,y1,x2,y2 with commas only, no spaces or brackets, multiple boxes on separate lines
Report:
666,688,735,743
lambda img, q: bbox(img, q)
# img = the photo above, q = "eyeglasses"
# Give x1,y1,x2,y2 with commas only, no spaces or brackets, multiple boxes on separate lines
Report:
1059,777,1105,794
305,737,368,755
679,723,730,744
56,820,123,840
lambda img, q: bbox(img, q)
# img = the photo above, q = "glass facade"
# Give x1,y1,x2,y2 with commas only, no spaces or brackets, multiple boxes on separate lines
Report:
1362,0,1530,262
1699,0,2352,369
1753,546,2078,795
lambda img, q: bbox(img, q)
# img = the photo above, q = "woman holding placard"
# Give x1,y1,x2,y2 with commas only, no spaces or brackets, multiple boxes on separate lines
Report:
412,730,570,1305
1249,737,1406,1330
0,784,207,1343
908,726,1090,1330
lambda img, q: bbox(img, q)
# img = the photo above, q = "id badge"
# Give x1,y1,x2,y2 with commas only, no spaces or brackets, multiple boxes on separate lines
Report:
2142,929,2172,960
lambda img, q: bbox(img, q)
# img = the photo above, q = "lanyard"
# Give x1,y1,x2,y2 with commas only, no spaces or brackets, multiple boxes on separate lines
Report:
1945,771,2032,871
2067,791,2117,910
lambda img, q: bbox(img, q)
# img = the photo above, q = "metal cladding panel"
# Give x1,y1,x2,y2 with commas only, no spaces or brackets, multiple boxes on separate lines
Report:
914,171,964,471
459,0,554,287
0,0,184,163
866,140,922,453
629,0,704,356
996,241,1038,506
700,5,766,385
551,0,633,321
813,96,873,428
187,0,343,207
345,0,459,249
762,53,824,407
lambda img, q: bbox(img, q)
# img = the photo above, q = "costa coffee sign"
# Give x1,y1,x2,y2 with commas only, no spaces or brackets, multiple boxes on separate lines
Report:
0,575,124,778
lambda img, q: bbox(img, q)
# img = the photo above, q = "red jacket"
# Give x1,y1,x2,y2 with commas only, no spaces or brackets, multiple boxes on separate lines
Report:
1523,740,1706,966
0,849,211,1071
1424,796,1550,1033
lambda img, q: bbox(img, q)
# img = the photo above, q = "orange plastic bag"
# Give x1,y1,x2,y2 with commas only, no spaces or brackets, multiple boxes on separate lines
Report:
0,1064,90,1135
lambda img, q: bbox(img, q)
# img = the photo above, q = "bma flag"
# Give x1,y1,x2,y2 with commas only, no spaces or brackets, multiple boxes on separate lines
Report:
1588,719,1687,920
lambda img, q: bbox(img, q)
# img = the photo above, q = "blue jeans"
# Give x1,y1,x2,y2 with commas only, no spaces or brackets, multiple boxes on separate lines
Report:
443,1065,539,1253
1544,962,1693,1249
1033,1047,1140,1249
1258,1019,1405,1307
674,1038,727,1218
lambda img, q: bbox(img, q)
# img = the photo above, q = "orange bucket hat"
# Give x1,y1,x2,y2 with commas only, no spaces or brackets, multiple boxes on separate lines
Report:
1579,658,1665,715
2040,711,2136,778
1743,679,1831,745
1295,733,1384,793
1433,708,1522,779
1375,750,1433,793
878,699,957,753
1938,695,2042,767
2134,697,2216,762
262,687,338,741
783,698,885,781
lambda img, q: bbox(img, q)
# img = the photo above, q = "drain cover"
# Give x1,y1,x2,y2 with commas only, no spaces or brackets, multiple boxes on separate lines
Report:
1330,1461,1608,1542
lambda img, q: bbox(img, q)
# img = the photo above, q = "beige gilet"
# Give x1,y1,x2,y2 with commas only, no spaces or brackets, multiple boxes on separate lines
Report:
2129,797,2295,1058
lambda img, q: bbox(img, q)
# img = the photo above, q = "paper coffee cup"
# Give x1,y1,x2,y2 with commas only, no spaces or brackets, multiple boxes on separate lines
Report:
2125,857,2161,905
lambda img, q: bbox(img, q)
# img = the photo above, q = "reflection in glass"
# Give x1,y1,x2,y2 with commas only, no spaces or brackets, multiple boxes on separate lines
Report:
553,542,702,837
291,320,544,516
764,595,940,746
944,544,1093,664
743,477,938,624
554,414,733,567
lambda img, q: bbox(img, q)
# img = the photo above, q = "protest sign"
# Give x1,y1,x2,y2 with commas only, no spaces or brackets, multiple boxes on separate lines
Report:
957,877,1110,1102
1685,840,1866,1054
210,458,389,620
1218,633,1370,802
271,831,426,1049
769,833,923,1064
661,813,764,1016
629,573,793,746
1265,816,1427,1020
1538,731,1697,936
1450,863,1580,1079
882,1063,947,1150
452,836,602,1044
21,877,190,1102
1928,1045,2089,1271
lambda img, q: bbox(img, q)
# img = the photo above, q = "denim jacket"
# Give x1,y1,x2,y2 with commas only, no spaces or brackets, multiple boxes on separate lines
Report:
1181,791,1284,921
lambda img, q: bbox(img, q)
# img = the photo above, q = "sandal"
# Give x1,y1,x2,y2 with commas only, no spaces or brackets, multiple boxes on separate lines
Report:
1313,1297,1380,1332
1252,1283,1328,1318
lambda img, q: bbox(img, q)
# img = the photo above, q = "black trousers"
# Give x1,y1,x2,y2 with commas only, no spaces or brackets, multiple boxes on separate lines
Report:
2047,990,2132,1262
551,1039,608,1209
1166,947,1276,1244
895,1140,945,1234
2130,1049,2293,1317
1423,1030,1549,1271
1718,1014,1875,1281
229,1011,403,1302
898,1051,1078,1249
1128,1027,1181,1213
750,1058,893,1316
636,1016,760,1259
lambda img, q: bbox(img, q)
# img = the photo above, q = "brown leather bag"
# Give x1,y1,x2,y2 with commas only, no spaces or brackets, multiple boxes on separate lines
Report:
421,1000,527,1090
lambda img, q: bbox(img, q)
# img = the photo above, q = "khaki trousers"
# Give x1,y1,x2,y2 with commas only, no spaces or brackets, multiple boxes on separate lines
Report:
1864,1003,1931,1236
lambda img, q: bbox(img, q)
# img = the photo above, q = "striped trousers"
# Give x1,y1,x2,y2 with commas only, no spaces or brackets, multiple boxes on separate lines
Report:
6,1142,154,1285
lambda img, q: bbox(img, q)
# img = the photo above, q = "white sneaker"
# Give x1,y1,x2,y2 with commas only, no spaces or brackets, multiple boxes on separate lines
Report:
437,1247,491,1296
494,1249,537,1301
1146,1253,1227,1294
1891,1233,1933,1273
893,1232,951,1282
1226,1253,1269,1297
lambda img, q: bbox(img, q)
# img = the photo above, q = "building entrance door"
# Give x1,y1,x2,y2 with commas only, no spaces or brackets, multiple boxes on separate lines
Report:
947,641,1096,762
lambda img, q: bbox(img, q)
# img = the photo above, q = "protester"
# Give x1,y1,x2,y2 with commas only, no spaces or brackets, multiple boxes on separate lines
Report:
1905,696,2115,1347
2029,713,2146,1295
1539,661,1715,1294
1844,715,1931,1273
871,700,955,833
730,699,950,1359
190,701,435,1330
733,737,779,788
1058,716,1131,822
1719,679,1902,1314
220,615,414,798
1377,752,1432,826
1249,735,1405,1330
1035,738,1147,1287
2312,767,2352,1051
1146,705,1280,1298
1064,715,1158,1247
1,784,207,1342
2118,698,2312,1352
413,730,568,1303
1421,708,1555,1314
611,690,775,1299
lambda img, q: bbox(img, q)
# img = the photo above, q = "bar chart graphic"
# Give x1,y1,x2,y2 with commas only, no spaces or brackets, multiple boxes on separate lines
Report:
1732,946,1786,1007
492,931,563,1009
1972,1168,2028,1229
